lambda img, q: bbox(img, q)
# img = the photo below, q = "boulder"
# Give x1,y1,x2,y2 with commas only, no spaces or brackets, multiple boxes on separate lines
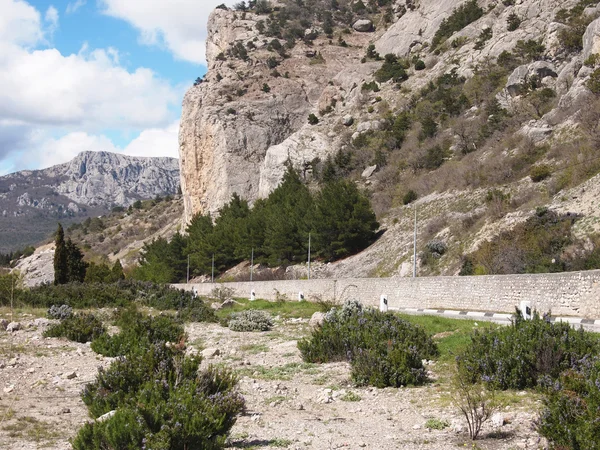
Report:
361,165,378,179
352,19,373,32
0,319,8,330
6,322,21,332
309,311,325,329
506,62,558,96
343,115,354,126
97,410,116,423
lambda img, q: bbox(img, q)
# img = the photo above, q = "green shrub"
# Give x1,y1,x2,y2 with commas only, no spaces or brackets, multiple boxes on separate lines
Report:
537,356,600,449
457,310,599,390
91,307,184,357
425,418,450,430
587,68,600,94
228,310,273,332
361,81,380,92
44,313,106,343
74,343,244,450
506,12,521,31
308,113,319,125
375,54,409,83
414,59,426,71
529,164,552,182
402,190,418,205
298,300,438,387
431,0,484,49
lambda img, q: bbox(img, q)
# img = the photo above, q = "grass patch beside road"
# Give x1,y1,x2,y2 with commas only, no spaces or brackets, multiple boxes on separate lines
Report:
215,298,321,321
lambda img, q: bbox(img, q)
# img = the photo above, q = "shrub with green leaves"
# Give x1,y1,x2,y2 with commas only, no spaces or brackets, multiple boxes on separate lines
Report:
537,356,600,449
530,164,552,182
74,342,245,450
43,313,106,343
431,0,484,49
299,301,439,387
457,310,599,390
228,310,273,332
91,307,184,357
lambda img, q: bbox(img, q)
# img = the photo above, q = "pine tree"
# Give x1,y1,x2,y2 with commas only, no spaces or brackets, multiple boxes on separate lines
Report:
53,223,68,285
312,179,379,261
262,166,313,265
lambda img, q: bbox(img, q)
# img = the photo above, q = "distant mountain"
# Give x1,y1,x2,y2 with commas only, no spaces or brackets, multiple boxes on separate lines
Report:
0,151,180,253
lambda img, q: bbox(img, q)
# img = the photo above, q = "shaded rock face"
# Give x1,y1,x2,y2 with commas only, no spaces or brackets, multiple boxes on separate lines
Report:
0,151,179,252
179,0,600,226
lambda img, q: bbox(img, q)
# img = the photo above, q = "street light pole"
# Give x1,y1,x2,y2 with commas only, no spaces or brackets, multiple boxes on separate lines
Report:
413,206,417,278
307,233,311,280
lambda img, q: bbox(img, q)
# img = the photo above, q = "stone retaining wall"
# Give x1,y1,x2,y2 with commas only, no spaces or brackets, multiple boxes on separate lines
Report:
174,270,600,318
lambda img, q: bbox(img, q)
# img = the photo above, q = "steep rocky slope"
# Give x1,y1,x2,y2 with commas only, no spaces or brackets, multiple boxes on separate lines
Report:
180,0,600,277
0,151,180,252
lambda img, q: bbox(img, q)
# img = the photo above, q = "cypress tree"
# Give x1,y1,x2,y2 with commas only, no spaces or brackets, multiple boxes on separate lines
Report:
111,259,125,281
53,223,68,285
65,239,87,283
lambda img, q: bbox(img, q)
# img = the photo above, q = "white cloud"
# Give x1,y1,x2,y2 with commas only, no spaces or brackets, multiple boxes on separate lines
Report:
0,0,184,174
0,43,177,129
100,0,235,64
45,5,59,35
66,0,85,14
0,0,43,46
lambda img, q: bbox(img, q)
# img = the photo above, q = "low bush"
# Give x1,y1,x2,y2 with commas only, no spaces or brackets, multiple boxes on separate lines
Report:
43,313,106,343
529,164,552,182
47,304,73,320
91,307,184,357
298,300,438,387
16,281,215,320
375,54,409,83
228,310,273,332
537,355,600,449
74,343,245,449
457,309,599,390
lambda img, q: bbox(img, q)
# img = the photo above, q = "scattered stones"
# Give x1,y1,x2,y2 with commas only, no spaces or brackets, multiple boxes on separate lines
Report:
61,407,71,414
64,371,77,379
201,347,221,358
0,318,8,330
343,115,354,126
7,358,18,367
3,385,15,394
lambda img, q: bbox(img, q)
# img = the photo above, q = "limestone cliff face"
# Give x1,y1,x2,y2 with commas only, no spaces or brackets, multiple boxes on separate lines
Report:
179,8,374,222
179,1,600,280
180,0,600,224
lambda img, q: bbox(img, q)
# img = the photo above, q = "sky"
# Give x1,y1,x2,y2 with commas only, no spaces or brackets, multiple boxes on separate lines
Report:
0,0,234,175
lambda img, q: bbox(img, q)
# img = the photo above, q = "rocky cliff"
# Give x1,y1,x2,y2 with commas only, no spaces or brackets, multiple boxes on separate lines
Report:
179,0,600,276
0,151,180,252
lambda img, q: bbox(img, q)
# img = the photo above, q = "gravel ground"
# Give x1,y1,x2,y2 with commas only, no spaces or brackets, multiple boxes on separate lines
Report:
0,315,546,449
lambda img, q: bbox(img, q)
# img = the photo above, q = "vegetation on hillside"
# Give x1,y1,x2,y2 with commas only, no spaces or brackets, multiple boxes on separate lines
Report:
134,167,379,283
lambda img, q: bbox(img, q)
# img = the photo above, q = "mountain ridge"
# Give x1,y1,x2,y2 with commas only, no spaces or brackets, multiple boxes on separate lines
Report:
0,150,180,252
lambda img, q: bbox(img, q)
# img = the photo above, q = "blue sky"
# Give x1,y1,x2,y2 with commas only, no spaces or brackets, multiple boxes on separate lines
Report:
0,0,233,174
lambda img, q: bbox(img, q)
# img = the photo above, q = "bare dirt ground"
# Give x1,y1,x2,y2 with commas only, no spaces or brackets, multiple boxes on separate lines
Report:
0,313,545,450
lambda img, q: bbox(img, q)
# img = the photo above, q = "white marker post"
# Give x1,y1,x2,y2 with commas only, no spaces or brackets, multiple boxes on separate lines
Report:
380,294,388,313
250,290,256,301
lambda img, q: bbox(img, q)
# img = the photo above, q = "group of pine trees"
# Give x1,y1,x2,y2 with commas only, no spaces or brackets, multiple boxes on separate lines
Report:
53,224,124,285
135,167,380,283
